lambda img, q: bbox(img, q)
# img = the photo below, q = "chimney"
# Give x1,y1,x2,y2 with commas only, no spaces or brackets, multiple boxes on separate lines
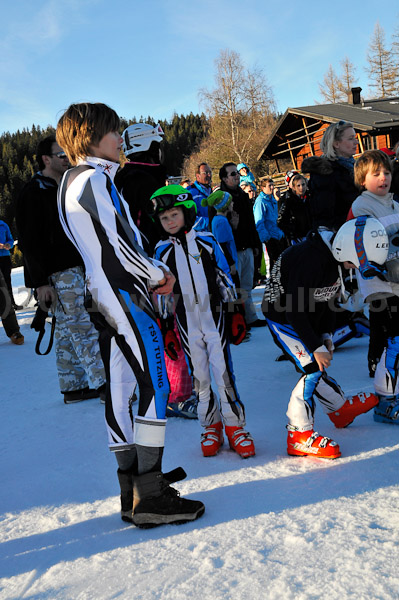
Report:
348,87,362,105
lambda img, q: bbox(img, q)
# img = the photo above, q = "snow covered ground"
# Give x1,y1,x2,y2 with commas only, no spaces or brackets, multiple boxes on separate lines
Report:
1,268,399,600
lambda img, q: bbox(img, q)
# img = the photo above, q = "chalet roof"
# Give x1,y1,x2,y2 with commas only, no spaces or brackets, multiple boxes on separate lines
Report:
292,97,399,129
258,96,399,161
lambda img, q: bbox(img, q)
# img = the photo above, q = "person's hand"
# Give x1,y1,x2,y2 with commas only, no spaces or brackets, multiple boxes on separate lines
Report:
36,285,57,309
153,270,175,295
230,264,237,276
324,338,334,354
314,351,331,372
4,243,11,250
230,210,239,230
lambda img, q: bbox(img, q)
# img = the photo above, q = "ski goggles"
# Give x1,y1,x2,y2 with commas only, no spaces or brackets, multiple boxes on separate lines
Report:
354,216,387,280
148,191,196,218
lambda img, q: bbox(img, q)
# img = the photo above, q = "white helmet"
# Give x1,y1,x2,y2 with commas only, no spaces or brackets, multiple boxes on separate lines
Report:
332,216,388,279
122,123,164,156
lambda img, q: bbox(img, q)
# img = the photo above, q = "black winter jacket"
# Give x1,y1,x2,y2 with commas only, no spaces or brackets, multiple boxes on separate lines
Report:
218,181,260,251
262,230,340,353
302,156,358,231
277,189,312,244
114,161,167,253
16,173,83,288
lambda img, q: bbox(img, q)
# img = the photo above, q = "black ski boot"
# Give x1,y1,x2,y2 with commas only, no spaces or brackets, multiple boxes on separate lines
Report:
132,469,205,528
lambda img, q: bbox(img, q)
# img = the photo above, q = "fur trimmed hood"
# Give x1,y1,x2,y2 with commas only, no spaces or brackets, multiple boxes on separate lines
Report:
301,156,334,176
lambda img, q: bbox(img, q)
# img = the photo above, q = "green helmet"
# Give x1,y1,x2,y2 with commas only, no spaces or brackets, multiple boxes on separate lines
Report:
149,185,197,230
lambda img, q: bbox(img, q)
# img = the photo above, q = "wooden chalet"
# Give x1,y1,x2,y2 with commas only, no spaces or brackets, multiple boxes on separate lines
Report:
258,88,399,172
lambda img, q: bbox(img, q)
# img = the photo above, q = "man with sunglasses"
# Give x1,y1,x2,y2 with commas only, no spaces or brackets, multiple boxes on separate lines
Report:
218,162,265,329
186,163,213,229
16,135,106,404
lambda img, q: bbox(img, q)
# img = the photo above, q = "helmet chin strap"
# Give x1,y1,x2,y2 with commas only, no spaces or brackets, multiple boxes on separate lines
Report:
354,216,387,280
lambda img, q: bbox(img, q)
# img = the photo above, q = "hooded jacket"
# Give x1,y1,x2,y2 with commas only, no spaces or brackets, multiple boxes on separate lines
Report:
253,191,284,243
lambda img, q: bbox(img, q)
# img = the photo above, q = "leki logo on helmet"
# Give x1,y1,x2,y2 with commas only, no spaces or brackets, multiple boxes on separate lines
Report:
177,193,189,201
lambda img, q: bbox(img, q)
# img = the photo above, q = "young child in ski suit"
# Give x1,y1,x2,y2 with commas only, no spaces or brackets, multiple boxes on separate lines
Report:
56,102,204,528
262,220,382,458
151,185,255,458
349,149,399,424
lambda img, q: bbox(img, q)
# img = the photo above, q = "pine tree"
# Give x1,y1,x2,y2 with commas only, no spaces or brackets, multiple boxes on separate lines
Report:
366,22,397,97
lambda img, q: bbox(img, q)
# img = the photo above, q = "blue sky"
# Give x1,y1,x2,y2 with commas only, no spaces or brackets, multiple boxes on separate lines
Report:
0,0,398,135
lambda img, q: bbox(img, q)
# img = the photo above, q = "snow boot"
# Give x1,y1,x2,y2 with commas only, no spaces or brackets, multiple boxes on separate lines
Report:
117,467,189,524
225,426,255,458
287,426,341,459
328,392,379,428
117,468,135,523
10,331,24,345
63,386,102,404
373,396,399,424
201,422,224,457
132,470,205,528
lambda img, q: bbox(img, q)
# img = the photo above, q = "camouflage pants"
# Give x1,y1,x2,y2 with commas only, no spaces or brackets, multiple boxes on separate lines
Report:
51,266,105,393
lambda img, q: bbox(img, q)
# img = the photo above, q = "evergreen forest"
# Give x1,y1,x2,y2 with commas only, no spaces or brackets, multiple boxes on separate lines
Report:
0,113,208,255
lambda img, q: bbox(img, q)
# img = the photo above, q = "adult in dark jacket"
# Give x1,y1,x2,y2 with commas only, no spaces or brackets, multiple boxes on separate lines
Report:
302,121,359,231
115,123,167,253
217,162,265,328
16,135,105,403
262,226,379,459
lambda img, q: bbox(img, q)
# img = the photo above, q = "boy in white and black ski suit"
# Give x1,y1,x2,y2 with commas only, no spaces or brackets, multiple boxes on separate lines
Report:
262,227,378,458
56,102,204,528
151,185,255,458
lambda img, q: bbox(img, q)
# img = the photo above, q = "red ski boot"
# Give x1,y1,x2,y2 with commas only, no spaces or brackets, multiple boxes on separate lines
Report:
225,426,256,458
287,426,341,459
328,392,379,428
201,422,224,457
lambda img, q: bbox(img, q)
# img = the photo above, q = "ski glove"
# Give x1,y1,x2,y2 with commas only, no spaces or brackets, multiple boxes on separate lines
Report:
158,317,181,361
228,304,247,345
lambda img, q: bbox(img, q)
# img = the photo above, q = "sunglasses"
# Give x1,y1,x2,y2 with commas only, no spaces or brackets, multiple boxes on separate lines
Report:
51,151,67,159
227,171,239,177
